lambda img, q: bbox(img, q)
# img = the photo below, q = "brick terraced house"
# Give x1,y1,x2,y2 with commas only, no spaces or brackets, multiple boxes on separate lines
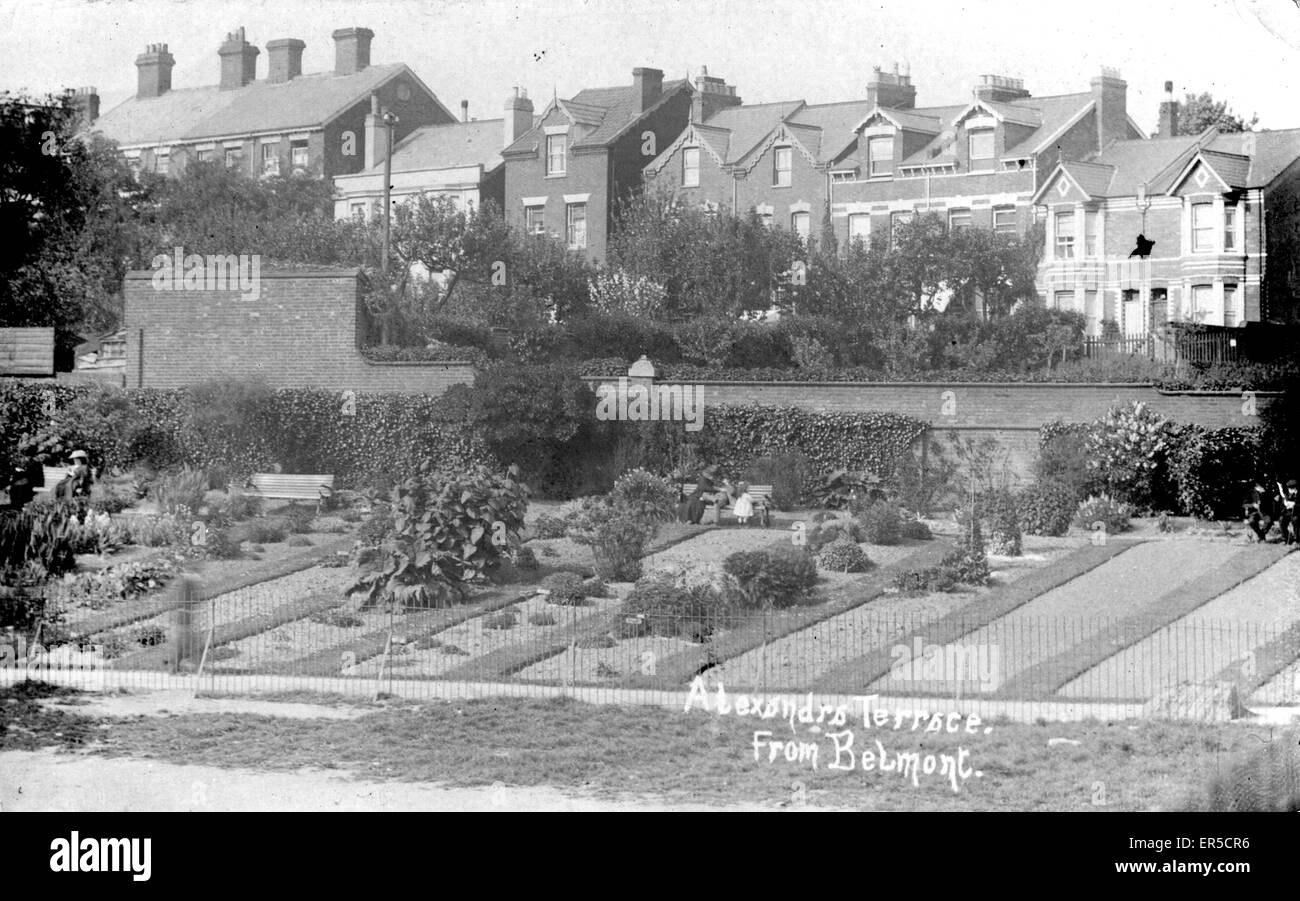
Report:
645,65,1146,251
502,66,741,262
90,26,456,180
1034,85,1300,333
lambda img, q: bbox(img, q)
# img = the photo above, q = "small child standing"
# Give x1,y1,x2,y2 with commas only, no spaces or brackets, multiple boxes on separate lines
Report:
733,482,754,526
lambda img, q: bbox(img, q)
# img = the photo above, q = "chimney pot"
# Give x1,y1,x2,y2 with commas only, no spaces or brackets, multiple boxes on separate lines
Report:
218,26,260,91
632,66,664,114
461,99,469,122
135,42,176,99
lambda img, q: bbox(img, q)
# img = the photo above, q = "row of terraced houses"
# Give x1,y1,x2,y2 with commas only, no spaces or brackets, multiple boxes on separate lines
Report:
81,24,1300,334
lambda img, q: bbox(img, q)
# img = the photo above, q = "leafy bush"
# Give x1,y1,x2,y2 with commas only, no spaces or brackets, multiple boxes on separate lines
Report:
817,469,887,510
1073,494,1132,534
1017,482,1079,537
1166,426,1265,520
512,546,539,570
233,519,288,544
483,611,518,630
130,623,167,647
723,546,818,609
854,500,902,545
528,611,557,627
150,466,209,516
565,496,653,582
310,609,364,628
817,538,873,573
286,536,313,547
893,565,958,593
87,482,136,516
1084,401,1171,510
531,514,569,539
742,449,815,511
0,505,79,581
119,513,183,548
357,514,391,547
202,526,242,560
978,489,1022,556
899,518,932,540
1035,422,1094,500
610,468,677,525
806,518,865,553
541,572,587,605
622,575,735,640
349,464,530,608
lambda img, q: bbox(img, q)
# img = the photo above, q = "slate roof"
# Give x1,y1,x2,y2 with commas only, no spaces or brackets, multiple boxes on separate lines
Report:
1208,128,1300,186
700,101,803,163
94,63,429,147
1057,159,1119,197
351,118,507,176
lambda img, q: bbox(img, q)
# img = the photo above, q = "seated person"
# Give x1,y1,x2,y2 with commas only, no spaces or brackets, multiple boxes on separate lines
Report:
1245,482,1275,542
55,450,94,500
1280,479,1298,545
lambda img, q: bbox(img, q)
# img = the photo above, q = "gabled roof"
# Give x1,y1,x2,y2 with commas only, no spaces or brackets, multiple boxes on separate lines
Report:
94,63,445,147
1033,130,1217,203
847,104,942,135
700,100,804,163
1184,150,1250,190
349,118,508,177
1055,159,1117,199
951,97,1043,128
1208,129,1300,186
505,78,690,155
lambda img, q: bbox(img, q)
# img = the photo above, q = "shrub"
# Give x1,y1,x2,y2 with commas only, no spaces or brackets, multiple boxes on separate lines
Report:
234,519,288,544
130,623,167,647
1035,422,1094,499
1084,401,1171,510
541,572,587,605
311,609,364,628
348,464,529,609
203,526,242,560
414,635,443,650
1073,494,1132,534
286,536,313,547
854,500,902,545
531,514,569,540
622,575,735,640
150,466,209,516
565,497,653,582
278,506,317,534
980,489,1022,556
576,633,617,649
723,546,818,609
1017,482,1078,537
528,612,557,627
87,482,135,516
483,611,518,630
899,518,932,540
743,449,816,511
893,566,958,594
357,514,391,547
817,538,873,573
0,505,79,581
1167,426,1265,520
610,468,677,525
512,546,539,570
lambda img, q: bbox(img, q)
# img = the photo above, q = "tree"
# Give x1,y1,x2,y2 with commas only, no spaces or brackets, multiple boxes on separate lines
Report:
1167,92,1259,135
1,91,145,335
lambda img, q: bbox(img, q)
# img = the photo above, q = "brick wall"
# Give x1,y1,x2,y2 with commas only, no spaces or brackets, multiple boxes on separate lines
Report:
123,269,476,394
582,375,1274,478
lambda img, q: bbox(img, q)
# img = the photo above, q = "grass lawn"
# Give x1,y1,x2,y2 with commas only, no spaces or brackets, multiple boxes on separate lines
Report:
0,681,1272,811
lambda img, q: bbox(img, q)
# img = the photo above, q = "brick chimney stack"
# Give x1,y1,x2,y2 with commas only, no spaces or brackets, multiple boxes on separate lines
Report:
691,65,741,123
1090,67,1128,151
135,43,175,99
461,100,469,122
219,27,260,91
866,63,916,109
504,87,534,148
633,67,664,114
1158,80,1180,138
332,27,374,76
266,38,305,83
975,74,1030,104
364,93,391,169
70,86,100,127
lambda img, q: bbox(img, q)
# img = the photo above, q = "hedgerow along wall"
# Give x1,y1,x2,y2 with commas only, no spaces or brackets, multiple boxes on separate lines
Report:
582,375,1277,481
121,268,477,393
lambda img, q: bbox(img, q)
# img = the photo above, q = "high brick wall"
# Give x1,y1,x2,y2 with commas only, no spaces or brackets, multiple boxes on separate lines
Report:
123,268,476,394
582,375,1274,479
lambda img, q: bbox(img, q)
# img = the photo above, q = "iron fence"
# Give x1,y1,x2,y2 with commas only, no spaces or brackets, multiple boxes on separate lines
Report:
1081,331,1241,365
5,587,1298,722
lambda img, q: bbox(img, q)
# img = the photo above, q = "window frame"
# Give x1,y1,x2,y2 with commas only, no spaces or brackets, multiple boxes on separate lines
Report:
1224,283,1240,327
1054,210,1076,259
1190,284,1212,321
545,133,567,177
889,210,913,249
682,146,700,187
1224,204,1238,252
525,204,546,236
847,213,870,245
868,135,894,178
1191,202,1214,253
224,146,244,169
154,148,170,175
791,210,811,239
565,202,587,249
992,205,1017,236
1053,290,1073,311
1084,209,1098,258
947,207,972,232
772,145,793,187
290,139,309,169
261,142,280,176
967,129,995,163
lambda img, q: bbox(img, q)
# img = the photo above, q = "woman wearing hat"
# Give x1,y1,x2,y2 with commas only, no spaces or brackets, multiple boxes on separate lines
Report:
56,450,94,500
1280,479,1298,546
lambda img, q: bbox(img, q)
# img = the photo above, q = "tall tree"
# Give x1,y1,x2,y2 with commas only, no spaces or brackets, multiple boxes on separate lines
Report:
1168,91,1259,135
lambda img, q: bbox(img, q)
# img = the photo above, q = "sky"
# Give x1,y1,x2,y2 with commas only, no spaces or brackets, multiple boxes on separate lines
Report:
1,0,1298,132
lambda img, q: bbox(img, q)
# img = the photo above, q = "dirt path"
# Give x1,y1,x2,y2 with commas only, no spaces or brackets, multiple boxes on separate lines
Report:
0,750,789,812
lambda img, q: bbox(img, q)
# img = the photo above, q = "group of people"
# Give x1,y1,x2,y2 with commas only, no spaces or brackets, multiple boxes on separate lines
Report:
677,468,768,527
2,450,94,511
1245,479,1298,545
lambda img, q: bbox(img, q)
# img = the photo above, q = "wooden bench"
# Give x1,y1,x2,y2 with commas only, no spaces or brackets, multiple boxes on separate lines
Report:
32,466,71,497
245,474,335,512
677,482,774,525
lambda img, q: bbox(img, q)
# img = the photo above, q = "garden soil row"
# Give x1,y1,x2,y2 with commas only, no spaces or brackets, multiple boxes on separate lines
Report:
809,538,1138,694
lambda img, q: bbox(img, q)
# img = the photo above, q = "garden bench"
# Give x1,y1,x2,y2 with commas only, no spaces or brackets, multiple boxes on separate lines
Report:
678,482,774,525
31,466,71,497
245,473,335,512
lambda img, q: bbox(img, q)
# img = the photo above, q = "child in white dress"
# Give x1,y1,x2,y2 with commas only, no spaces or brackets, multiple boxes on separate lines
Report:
733,482,754,526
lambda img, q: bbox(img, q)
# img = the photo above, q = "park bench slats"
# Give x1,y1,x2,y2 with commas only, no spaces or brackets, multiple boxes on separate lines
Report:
32,466,70,496
245,473,335,511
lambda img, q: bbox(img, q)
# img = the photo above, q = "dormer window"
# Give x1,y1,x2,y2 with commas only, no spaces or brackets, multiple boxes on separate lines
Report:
773,146,793,187
546,134,567,177
968,129,994,168
868,136,894,177
682,146,700,187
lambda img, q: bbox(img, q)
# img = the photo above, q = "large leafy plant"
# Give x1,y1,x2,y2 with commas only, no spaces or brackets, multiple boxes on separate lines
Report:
1084,401,1171,510
349,464,529,608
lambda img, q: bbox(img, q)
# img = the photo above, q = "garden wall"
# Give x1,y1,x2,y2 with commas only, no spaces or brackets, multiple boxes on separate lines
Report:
122,269,477,394
582,376,1276,480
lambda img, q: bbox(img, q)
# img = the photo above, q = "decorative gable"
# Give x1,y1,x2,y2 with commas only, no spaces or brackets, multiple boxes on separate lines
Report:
1172,159,1231,197
1042,168,1090,204
645,123,726,176
739,122,818,175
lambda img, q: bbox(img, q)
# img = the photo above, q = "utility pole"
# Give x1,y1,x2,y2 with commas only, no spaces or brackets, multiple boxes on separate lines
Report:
380,110,399,345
